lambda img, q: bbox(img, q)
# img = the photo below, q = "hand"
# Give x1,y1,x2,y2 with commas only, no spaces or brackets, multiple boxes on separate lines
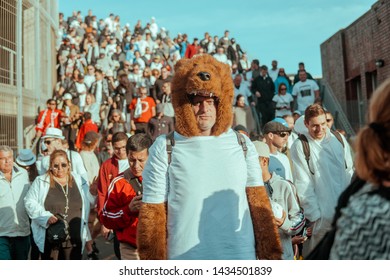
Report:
274,210,286,227
250,101,256,107
101,225,111,239
89,176,98,196
47,215,58,225
306,224,313,237
129,193,143,212
292,235,307,245
255,91,261,98
131,122,136,131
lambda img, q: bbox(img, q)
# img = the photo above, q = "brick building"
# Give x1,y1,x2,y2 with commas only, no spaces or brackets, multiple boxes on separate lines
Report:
321,0,390,132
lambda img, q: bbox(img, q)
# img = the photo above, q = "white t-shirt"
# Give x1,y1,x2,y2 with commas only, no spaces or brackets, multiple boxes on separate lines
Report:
292,79,319,112
142,129,263,260
268,68,279,82
269,152,293,181
272,94,294,117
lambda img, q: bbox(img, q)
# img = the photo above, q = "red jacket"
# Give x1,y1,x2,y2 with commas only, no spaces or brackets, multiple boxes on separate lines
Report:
185,44,200,58
101,172,139,247
97,156,120,220
35,109,62,133
75,119,99,150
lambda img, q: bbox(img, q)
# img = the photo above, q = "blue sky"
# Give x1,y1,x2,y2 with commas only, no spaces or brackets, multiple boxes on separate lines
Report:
59,0,377,77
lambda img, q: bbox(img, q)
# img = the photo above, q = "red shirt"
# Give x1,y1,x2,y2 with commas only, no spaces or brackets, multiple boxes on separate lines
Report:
129,96,156,123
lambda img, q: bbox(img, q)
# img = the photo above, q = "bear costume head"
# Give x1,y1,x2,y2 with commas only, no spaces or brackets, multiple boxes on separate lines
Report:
171,54,233,137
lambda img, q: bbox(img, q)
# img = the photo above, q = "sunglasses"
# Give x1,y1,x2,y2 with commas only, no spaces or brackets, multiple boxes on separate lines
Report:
277,132,289,137
49,103,56,105
53,163,68,169
280,88,287,91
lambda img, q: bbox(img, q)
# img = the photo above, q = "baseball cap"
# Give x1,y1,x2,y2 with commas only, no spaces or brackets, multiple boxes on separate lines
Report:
263,120,292,134
63,93,73,100
252,141,270,158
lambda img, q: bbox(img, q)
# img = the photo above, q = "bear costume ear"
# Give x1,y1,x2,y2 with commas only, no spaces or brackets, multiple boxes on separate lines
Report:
171,54,234,137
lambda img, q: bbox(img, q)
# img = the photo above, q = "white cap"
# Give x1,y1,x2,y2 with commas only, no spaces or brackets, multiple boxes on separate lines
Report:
42,127,65,139
63,93,72,100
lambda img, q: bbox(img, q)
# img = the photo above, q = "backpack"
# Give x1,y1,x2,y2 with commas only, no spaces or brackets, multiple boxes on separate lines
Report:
298,130,346,175
165,130,248,165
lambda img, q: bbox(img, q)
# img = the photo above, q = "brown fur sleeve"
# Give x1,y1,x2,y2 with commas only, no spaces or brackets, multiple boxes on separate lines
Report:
246,186,283,260
137,202,167,260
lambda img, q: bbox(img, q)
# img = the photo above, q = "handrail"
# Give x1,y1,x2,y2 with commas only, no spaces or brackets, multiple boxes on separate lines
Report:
319,79,356,137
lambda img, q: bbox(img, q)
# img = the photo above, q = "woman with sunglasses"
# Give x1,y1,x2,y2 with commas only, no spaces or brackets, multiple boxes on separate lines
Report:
24,150,97,260
272,83,294,118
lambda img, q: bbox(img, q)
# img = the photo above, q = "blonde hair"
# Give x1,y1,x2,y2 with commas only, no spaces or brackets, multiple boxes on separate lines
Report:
355,78,390,186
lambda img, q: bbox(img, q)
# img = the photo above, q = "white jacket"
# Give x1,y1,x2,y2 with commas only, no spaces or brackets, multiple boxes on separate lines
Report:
24,172,96,253
0,164,30,237
290,128,353,254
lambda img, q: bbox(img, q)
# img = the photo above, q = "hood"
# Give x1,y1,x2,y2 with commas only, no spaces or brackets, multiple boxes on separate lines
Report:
171,54,233,137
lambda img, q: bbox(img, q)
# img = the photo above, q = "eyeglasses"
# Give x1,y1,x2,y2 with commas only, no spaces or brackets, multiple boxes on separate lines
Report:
276,132,289,137
52,163,68,169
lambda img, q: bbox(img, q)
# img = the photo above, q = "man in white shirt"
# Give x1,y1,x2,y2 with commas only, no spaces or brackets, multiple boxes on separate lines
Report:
290,104,353,257
137,54,281,260
233,74,252,106
263,120,294,181
0,145,31,260
292,70,320,113
268,60,279,82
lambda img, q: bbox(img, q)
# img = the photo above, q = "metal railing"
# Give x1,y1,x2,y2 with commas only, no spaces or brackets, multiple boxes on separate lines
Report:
319,79,356,137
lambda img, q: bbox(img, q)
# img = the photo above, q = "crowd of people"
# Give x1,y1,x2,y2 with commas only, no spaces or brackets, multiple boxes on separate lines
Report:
1,10,389,261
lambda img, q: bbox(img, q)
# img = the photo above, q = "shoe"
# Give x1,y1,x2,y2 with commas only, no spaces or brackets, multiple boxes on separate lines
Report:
87,251,99,260
92,241,100,254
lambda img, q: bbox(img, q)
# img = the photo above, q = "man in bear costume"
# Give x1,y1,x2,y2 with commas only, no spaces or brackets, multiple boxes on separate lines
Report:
137,54,282,260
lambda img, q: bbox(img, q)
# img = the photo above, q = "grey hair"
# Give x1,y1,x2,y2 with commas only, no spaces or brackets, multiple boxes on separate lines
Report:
0,145,13,153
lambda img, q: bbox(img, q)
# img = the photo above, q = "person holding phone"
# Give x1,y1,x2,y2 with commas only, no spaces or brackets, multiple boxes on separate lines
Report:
101,133,152,260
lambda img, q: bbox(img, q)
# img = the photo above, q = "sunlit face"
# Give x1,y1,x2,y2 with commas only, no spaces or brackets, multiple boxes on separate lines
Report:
50,155,69,179
128,149,148,177
0,150,13,174
326,113,334,129
305,114,327,140
270,132,289,149
86,94,92,104
191,96,217,136
237,96,245,107
284,116,294,129
47,101,57,110
113,139,127,160
43,138,62,154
